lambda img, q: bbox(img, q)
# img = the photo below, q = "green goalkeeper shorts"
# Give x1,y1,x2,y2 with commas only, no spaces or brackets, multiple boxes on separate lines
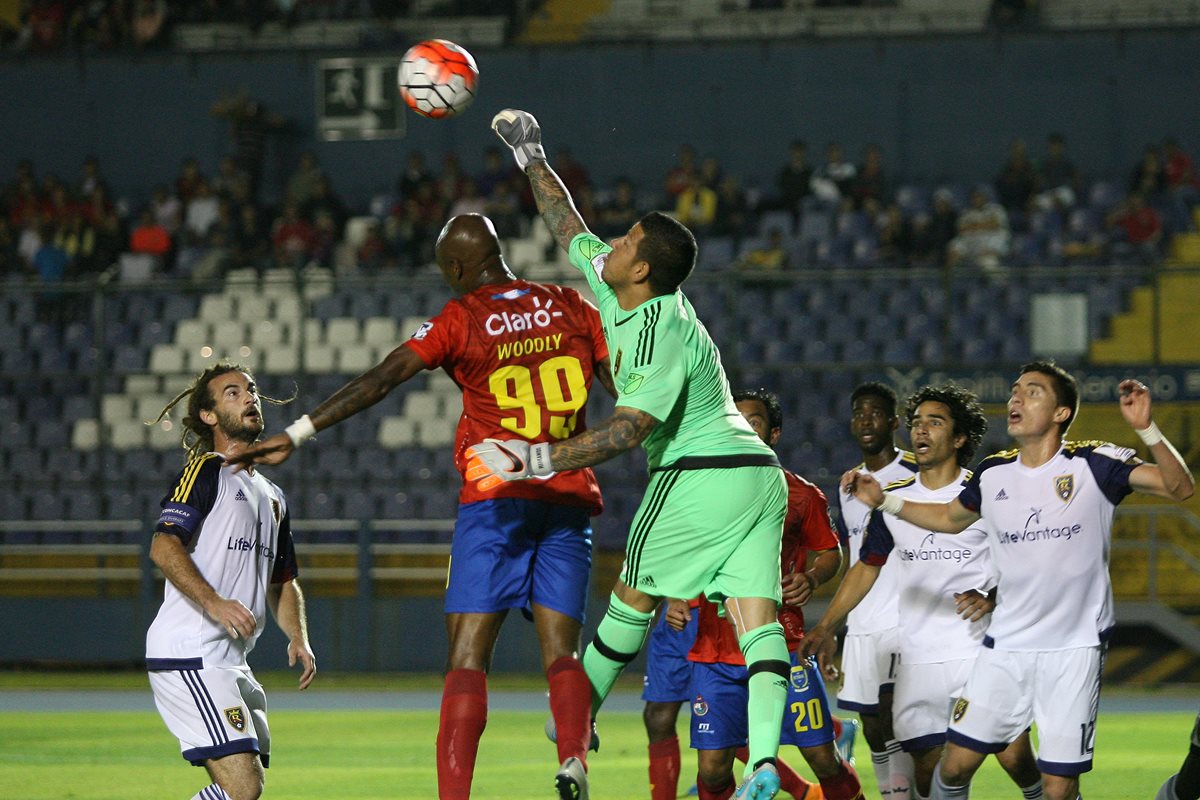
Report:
618,465,786,604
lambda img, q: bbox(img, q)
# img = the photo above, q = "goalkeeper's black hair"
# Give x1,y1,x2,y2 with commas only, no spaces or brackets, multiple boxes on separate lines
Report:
636,211,697,294
904,384,988,467
732,388,783,434
851,381,898,418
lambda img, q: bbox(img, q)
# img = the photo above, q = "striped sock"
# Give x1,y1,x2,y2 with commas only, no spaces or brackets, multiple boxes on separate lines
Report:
581,593,653,713
932,770,970,799
888,739,913,799
1021,780,1044,799
192,785,232,800
872,749,893,798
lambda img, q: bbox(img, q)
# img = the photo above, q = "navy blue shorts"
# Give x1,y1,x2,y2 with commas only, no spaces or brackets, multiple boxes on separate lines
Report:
690,651,835,751
642,611,699,703
445,499,592,623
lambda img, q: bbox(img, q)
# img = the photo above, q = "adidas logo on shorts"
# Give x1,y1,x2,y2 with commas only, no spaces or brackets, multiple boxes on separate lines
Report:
638,575,657,589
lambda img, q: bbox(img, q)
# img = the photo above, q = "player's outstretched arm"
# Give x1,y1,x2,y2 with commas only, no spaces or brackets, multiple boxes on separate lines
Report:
268,580,316,690
491,109,589,252
227,345,426,472
150,532,256,641
843,470,980,533
1121,379,1196,501
803,560,881,651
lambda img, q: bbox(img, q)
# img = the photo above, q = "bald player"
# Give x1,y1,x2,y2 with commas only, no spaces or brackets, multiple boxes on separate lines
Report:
229,214,614,799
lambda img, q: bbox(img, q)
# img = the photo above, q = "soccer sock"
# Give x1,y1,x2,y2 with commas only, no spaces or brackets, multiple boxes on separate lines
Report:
932,770,970,800
649,736,682,800
191,786,232,800
738,622,789,776
872,749,893,798
818,760,866,800
1020,779,1044,799
889,740,913,799
547,656,591,765
581,593,653,713
734,747,813,796
697,772,737,800
436,668,488,800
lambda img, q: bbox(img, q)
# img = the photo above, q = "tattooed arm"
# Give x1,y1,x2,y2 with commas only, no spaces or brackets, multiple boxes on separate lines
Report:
226,346,426,469
549,406,658,470
526,161,589,253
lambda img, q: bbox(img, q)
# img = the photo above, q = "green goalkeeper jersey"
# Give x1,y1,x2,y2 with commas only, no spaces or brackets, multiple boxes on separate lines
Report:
567,232,777,471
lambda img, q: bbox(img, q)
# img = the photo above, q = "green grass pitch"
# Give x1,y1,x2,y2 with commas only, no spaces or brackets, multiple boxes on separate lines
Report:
0,702,1191,799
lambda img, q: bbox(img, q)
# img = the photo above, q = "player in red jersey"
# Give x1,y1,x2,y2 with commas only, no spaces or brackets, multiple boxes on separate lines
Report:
228,214,613,799
674,389,864,800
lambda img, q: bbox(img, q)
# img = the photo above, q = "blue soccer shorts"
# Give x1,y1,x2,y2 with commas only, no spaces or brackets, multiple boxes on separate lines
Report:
690,651,835,750
445,499,592,623
642,610,699,703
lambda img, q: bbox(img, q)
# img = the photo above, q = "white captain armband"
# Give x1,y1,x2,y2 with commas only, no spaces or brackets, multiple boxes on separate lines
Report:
285,414,317,448
878,492,905,517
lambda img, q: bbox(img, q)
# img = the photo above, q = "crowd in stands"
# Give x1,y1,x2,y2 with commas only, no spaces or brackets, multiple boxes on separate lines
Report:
0,1,521,53
1,132,1197,307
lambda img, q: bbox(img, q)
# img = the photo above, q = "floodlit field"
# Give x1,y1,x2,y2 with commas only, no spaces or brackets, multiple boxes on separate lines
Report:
0,675,1192,799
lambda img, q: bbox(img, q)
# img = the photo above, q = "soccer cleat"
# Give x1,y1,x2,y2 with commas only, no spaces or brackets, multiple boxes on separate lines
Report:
544,716,601,752
836,717,860,766
733,763,781,800
555,756,588,800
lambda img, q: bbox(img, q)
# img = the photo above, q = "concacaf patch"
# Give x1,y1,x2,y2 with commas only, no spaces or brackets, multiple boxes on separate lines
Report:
952,698,969,723
789,665,810,693
225,706,246,732
1054,475,1075,502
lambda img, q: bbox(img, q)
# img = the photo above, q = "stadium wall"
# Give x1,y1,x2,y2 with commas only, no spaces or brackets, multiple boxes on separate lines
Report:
2,30,1199,204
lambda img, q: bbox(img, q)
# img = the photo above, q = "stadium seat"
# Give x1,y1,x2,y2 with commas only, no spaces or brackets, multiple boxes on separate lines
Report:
303,344,337,372
72,419,101,451
362,318,398,347
148,343,187,373
338,345,376,374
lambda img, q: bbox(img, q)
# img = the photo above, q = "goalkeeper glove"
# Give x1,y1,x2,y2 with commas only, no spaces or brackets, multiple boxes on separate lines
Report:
491,109,546,171
465,438,554,491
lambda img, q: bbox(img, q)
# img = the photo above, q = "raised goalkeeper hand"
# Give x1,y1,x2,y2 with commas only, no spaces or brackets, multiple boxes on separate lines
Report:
491,109,546,171
465,438,554,491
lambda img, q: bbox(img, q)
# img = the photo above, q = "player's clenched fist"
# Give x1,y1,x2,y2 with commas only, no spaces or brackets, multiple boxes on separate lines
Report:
491,109,546,170
465,438,554,491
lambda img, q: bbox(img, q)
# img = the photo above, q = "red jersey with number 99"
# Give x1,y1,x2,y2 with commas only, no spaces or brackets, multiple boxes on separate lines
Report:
404,279,607,513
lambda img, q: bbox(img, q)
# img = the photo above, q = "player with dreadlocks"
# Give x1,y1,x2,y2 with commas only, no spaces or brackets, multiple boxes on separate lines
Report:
145,362,315,800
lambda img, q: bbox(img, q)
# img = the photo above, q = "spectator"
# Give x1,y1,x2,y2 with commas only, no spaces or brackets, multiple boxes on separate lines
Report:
476,146,513,200
24,0,67,52
356,218,392,273
184,178,221,242
397,150,431,199
131,0,168,49
285,151,324,207
76,155,109,201
712,175,753,241
0,216,21,278
32,222,70,322
213,155,251,203
736,227,789,272
90,205,126,274
54,210,97,277
175,157,204,204
697,154,723,190
663,144,696,201
948,187,1010,272
1130,145,1166,197
911,189,959,268
17,213,45,269
1163,138,1199,200
234,203,270,269
448,179,488,218
271,202,315,269
300,175,348,237
774,139,813,220
674,174,717,235
483,180,523,240
150,185,183,234
8,176,42,228
851,144,888,209
211,90,286,201
1032,133,1080,211
596,177,641,239
811,141,857,203
876,204,915,266
553,149,591,196
994,138,1037,212
130,208,172,260
1106,192,1163,263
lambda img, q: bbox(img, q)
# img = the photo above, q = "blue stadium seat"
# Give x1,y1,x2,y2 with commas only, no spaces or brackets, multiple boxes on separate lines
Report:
882,339,917,364
841,340,876,365
802,340,834,363
763,340,803,362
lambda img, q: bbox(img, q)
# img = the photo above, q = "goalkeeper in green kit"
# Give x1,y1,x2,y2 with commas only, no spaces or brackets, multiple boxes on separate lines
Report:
464,109,790,800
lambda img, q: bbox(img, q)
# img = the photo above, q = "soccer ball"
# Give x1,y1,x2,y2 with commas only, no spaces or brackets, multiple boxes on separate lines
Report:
397,39,479,119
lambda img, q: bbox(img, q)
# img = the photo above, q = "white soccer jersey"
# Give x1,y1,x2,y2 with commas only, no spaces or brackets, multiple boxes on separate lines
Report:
146,453,298,670
957,441,1137,651
835,450,918,634
861,468,997,664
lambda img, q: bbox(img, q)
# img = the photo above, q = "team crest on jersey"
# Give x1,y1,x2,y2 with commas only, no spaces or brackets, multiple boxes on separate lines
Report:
225,706,246,732
952,698,969,722
789,665,810,693
692,697,709,717
411,321,433,340
1054,475,1075,502
624,372,644,394
270,498,281,524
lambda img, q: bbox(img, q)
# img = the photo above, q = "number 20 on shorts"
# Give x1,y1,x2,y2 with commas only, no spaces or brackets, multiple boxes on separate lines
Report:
489,356,588,439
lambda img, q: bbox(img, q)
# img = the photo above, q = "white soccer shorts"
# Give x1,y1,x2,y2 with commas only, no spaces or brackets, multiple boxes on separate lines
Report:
947,644,1104,775
149,664,271,766
836,627,901,714
893,656,975,751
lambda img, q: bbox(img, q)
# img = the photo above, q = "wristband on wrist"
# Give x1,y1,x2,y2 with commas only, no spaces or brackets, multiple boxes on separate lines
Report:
1136,421,1163,447
285,415,316,448
878,492,905,516
529,442,553,477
